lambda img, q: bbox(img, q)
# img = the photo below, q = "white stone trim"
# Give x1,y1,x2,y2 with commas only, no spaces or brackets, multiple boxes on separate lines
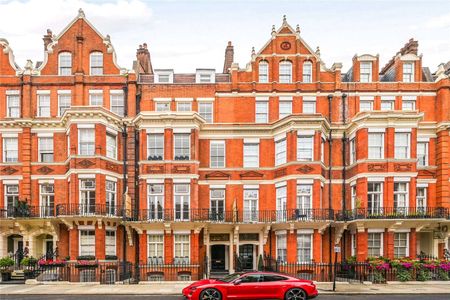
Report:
244,138,260,143
77,124,95,129
173,178,191,184
173,128,192,134
105,175,118,182
153,97,172,102
6,90,20,95
368,228,385,233
297,229,314,234
196,97,215,102
175,98,193,102
36,90,50,95
78,174,96,179
57,90,71,95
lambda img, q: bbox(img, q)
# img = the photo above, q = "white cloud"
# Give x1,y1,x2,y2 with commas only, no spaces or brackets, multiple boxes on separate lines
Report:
425,12,450,29
0,0,153,68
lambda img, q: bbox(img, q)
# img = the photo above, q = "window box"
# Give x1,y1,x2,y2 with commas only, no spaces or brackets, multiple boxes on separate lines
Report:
75,260,98,268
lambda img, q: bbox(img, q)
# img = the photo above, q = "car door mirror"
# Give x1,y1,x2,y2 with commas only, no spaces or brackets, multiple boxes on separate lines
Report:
233,279,242,285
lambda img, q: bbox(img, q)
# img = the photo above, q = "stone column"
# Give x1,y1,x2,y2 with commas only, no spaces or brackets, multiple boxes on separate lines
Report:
0,234,7,257
229,231,234,273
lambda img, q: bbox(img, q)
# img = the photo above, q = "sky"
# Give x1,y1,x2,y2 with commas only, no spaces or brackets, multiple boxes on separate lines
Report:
0,0,449,73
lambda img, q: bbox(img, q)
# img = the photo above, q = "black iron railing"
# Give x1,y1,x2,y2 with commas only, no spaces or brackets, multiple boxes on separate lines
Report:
336,207,450,221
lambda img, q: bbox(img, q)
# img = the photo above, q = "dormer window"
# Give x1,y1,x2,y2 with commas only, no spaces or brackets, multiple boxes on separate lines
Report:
196,69,215,83
302,61,312,83
58,52,72,76
155,70,174,83
360,61,372,82
403,62,414,82
259,61,269,83
90,52,103,75
279,61,292,83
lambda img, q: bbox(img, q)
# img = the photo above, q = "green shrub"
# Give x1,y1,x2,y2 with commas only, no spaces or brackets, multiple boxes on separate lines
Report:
20,256,38,266
0,257,14,270
396,269,412,282
417,269,432,281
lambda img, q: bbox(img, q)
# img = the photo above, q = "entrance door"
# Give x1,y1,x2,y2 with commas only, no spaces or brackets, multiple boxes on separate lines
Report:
16,240,24,266
211,245,226,270
239,244,254,270
45,240,54,259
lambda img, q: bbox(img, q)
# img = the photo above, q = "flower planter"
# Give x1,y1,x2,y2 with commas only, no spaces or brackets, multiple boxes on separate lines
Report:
75,264,98,269
1,271,11,281
40,263,66,268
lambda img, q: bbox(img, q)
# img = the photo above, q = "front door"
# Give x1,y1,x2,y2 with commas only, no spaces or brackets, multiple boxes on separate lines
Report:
211,245,226,270
45,240,54,259
239,244,254,270
16,240,24,265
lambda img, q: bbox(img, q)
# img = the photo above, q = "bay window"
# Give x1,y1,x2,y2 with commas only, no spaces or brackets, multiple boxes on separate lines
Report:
275,138,286,166
147,133,164,160
174,234,190,264
174,134,190,160
395,132,410,159
297,135,313,161
368,132,384,159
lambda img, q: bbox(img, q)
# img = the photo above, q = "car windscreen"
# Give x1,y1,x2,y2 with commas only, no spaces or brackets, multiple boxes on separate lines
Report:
216,273,243,282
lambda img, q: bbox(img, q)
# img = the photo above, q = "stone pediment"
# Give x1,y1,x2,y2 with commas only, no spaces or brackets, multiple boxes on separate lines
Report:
205,171,230,179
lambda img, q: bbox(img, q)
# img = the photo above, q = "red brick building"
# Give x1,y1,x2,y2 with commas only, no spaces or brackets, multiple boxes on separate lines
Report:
1,11,449,281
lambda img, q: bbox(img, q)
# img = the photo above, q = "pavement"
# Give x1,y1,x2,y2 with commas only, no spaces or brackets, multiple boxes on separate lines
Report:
2,296,450,300
0,281,450,295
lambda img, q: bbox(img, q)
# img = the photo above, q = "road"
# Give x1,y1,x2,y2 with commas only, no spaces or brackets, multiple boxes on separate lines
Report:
2,295,450,300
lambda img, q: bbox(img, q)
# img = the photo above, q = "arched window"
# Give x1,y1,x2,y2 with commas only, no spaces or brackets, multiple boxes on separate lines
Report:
279,61,292,83
58,52,72,75
90,52,103,75
303,61,312,83
258,60,269,83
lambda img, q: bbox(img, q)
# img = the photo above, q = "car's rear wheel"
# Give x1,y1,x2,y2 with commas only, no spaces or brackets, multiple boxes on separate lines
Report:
200,288,222,300
285,288,307,300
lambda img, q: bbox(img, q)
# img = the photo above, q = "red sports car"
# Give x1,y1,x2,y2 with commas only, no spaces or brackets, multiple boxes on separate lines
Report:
182,272,318,300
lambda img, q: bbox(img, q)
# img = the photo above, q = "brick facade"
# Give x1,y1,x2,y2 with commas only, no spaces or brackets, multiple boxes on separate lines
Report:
1,11,449,279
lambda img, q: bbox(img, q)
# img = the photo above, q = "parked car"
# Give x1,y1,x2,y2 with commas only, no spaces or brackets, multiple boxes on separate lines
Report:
182,271,318,300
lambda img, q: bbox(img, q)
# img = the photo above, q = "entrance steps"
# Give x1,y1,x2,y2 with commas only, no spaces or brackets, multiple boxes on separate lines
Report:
11,270,25,280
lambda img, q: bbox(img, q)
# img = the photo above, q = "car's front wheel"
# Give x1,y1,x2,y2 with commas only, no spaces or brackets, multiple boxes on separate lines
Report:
285,288,307,300
200,288,222,300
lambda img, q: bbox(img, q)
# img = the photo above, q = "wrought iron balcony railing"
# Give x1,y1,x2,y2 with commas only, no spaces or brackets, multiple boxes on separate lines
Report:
335,207,450,221
130,208,334,223
55,204,123,217
0,206,56,218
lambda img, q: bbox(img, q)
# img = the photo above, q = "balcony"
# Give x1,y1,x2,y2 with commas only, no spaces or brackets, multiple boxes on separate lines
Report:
55,204,122,217
0,206,56,218
130,208,334,223
335,207,450,221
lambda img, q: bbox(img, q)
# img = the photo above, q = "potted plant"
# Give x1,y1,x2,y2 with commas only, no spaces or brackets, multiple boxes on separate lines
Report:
0,257,14,281
105,255,118,261
75,260,98,268
38,258,67,268
367,257,390,283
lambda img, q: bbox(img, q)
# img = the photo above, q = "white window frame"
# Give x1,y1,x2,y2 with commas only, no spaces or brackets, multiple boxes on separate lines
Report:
90,52,103,75
210,189,225,221
402,62,414,82
38,93,51,117
402,96,416,110
417,141,428,167
276,233,287,263
368,232,383,257
58,52,72,76
39,183,54,217
79,229,95,256
176,102,192,112
110,90,125,117
3,137,18,163
279,61,292,83
243,188,259,222
395,132,410,159
302,61,312,83
106,132,117,159
380,96,395,111
368,132,384,159
297,233,313,263
199,102,213,123
196,70,215,83
174,184,190,221
360,98,374,112
368,182,383,214
350,137,356,164
147,134,164,160
416,186,427,210
38,136,54,163
297,184,312,212
155,70,174,83
302,97,316,114
279,97,292,119
89,90,103,106
275,138,287,166
79,179,96,215
255,101,268,123
58,91,71,116
174,134,190,160
78,128,95,156
394,232,409,258
147,234,164,263
243,142,259,168
394,182,409,212
351,233,356,256
106,180,116,216
147,184,164,220
258,60,269,83
297,135,314,161
174,234,190,264
6,92,20,118
360,61,372,83
210,140,225,168
155,102,171,112
276,185,287,221
105,229,116,256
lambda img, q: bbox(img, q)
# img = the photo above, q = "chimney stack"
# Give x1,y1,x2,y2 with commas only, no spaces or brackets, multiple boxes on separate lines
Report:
136,43,153,74
223,41,234,73
43,29,52,51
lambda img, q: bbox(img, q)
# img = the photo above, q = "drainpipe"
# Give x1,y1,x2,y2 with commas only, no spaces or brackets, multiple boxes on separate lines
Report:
121,123,128,272
341,93,348,262
134,126,140,282
327,94,333,274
